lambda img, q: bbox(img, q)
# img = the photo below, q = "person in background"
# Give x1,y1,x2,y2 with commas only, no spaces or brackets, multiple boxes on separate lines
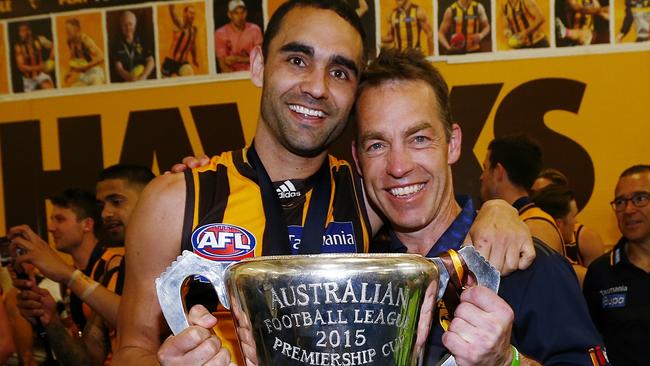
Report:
583,164,650,366
532,168,605,266
480,136,565,256
531,184,591,285
11,165,153,365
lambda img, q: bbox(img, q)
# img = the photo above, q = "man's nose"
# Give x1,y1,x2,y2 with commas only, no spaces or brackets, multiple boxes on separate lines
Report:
299,66,328,100
386,146,415,179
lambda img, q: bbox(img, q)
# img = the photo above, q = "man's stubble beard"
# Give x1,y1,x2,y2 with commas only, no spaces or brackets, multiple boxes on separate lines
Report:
259,87,349,158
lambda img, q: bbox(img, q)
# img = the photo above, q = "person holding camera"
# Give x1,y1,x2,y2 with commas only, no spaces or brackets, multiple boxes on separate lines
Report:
10,189,112,328
10,165,153,365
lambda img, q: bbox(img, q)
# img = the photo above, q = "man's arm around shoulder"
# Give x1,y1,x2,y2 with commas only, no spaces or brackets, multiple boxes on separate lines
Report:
525,219,564,255
470,199,535,275
114,172,233,366
114,173,187,364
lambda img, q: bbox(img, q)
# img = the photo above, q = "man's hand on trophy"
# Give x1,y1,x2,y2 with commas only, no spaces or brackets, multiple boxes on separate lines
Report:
469,199,535,276
414,279,438,355
442,286,514,366
232,298,258,366
158,304,234,366
167,155,211,174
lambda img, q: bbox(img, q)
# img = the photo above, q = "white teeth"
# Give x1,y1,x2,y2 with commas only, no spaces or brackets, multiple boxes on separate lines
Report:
389,184,424,197
289,104,325,118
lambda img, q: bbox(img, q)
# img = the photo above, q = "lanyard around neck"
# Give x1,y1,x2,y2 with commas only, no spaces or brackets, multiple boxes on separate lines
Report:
246,143,332,256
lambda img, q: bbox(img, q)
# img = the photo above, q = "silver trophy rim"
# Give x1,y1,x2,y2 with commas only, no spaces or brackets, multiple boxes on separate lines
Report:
234,252,425,263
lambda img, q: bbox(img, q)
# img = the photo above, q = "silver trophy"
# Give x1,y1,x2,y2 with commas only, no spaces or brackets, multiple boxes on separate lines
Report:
156,247,499,366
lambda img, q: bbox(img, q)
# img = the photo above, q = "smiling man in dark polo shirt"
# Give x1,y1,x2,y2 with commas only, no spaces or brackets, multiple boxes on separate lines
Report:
583,165,650,366
352,47,609,365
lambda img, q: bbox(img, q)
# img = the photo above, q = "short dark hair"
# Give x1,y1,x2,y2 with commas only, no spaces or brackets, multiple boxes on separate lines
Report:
262,0,367,62
97,164,155,188
50,188,102,236
538,168,569,187
356,47,452,140
531,184,575,219
620,164,650,178
488,135,542,190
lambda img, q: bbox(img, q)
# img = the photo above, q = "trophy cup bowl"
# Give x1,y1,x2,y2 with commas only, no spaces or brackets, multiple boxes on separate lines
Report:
157,252,442,366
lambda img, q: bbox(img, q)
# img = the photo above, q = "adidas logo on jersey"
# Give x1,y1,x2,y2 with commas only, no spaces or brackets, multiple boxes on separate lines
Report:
276,180,301,199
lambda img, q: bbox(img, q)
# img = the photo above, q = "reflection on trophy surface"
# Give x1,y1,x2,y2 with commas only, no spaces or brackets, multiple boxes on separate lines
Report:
158,252,443,365
227,254,439,365
156,247,498,366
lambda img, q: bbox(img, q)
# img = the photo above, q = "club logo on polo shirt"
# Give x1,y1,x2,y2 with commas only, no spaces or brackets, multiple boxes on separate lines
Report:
191,223,256,262
288,221,356,254
599,285,628,309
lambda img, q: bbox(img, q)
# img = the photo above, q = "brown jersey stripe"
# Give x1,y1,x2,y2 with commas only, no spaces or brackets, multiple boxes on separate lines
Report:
329,159,369,253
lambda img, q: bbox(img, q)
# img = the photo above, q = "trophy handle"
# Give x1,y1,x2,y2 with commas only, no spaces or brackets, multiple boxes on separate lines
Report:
457,246,500,292
428,257,451,302
427,246,501,366
156,250,232,335
427,246,500,301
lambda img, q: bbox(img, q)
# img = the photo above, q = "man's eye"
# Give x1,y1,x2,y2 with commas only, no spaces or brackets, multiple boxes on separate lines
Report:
367,142,384,151
288,57,305,67
633,194,649,205
331,69,349,80
413,135,429,143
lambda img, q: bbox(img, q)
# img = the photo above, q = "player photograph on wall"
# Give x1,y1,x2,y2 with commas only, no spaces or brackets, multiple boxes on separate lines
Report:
8,18,57,93
347,0,378,58
380,0,435,56
106,7,157,83
157,1,209,78
0,23,9,94
56,12,107,88
496,0,551,49
615,0,649,42
214,0,264,73
438,0,493,54
555,0,610,46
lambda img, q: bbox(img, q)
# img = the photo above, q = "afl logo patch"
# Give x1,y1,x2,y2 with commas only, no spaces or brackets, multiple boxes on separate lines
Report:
191,223,256,262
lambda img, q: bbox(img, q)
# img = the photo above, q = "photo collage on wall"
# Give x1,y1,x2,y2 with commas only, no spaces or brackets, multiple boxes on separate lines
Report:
1,0,216,94
0,0,647,97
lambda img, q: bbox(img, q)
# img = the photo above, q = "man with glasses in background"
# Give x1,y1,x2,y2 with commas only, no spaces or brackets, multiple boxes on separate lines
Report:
583,164,650,366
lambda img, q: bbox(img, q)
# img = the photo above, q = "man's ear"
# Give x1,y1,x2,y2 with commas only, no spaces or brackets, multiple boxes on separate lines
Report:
495,162,507,181
82,217,94,233
250,46,264,87
351,140,363,177
447,123,462,165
